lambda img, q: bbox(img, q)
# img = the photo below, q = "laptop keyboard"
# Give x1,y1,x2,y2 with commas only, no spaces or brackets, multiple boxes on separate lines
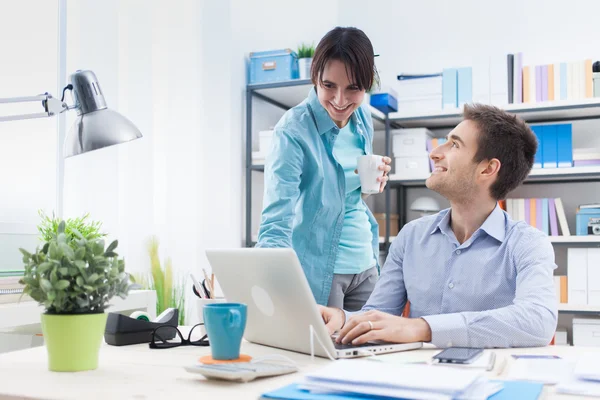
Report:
332,338,373,350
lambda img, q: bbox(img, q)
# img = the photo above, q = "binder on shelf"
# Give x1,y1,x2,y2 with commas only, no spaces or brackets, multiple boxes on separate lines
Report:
542,198,550,235
522,66,532,103
442,68,458,109
457,67,472,108
555,198,571,236
541,65,548,102
568,248,588,305
556,124,573,168
548,64,555,101
549,199,559,236
513,52,523,104
530,125,543,169
560,63,568,100
507,54,514,103
542,125,558,168
588,248,600,306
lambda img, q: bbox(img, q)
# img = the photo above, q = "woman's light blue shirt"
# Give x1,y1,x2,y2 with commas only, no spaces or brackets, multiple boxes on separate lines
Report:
256,88,379,305
332,119,376,274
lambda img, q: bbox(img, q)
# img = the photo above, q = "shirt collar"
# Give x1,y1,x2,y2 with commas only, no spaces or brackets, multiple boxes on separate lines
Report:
307,87,360,136
429,203,506,243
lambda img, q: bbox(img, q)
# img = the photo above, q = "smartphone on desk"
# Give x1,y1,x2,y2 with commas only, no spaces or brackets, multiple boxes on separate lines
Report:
432,347,484,364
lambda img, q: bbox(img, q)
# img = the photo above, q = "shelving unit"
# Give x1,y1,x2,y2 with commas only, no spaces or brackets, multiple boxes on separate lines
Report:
245,79,396,249
386,99,600,229
558,304,600,314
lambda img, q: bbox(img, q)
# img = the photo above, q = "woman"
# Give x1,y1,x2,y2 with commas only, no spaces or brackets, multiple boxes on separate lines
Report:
256,27,391,311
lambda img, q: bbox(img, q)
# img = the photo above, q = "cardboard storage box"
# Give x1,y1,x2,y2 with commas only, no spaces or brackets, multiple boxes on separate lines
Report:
373,213,399,237
248,49,299,84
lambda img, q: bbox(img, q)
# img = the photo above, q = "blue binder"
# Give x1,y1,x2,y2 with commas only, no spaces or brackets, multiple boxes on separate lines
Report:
556,124,573,168
262,381,544,400
530,125,544,169
442,68,458,109
542,125,558,168
457,67,473,107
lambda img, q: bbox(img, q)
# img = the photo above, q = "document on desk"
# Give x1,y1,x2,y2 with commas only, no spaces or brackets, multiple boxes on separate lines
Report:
556,353,600,397
298,359,499,400
506,357,573,384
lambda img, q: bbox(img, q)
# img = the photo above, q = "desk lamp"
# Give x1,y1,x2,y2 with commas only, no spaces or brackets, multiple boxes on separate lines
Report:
0,70,142,157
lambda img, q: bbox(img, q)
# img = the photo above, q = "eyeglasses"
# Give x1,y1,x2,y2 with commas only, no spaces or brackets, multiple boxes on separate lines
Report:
149,323,209,349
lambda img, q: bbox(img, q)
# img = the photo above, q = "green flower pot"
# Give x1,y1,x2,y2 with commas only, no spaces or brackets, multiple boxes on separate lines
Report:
41,312,108,372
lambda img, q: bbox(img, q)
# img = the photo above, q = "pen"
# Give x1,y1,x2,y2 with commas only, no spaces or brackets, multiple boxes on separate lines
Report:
202,269,213,299
190,273,205,299
210,273,215,299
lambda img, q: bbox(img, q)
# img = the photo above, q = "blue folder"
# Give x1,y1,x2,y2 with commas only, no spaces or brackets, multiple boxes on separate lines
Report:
262,380,544,400
530,125,544,169
556,124,573,168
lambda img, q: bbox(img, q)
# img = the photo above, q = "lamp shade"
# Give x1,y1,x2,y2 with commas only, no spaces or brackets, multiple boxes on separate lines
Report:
64,70,142,158
410,196,441,213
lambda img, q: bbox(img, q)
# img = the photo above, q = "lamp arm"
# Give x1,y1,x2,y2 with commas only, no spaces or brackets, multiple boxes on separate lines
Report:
0,90,72,122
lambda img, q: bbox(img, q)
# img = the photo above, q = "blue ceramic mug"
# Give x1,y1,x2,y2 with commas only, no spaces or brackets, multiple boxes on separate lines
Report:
203,303,247,360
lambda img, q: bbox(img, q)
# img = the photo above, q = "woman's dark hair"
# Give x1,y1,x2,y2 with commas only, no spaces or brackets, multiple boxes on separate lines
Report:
310,27,378,91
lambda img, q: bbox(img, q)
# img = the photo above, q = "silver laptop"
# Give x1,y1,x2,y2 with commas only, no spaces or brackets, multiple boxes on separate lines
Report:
205,248,422,359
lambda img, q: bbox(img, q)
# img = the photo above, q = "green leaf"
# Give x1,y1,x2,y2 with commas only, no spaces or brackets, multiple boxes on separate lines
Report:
57,220,66,234
19,248,32,258
57,233,67,244
38,262,52,275
48,242,60,259
106,240,118,254
74,260,86,270
47,290,56,301
40,279,53,293
87,273,99,284
71,227,84,240
54,280,70,290
59,243,74,260
76,276,85,287
74,247,85,260
58,267,69,276
104,251,118,258
50,268,58,284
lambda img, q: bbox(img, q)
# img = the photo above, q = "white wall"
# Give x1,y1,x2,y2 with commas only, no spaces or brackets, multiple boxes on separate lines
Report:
0,0,59,270
61,0,342,323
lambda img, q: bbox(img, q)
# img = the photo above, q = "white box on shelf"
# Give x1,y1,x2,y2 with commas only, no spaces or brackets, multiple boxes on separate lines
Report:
394,154,431,180
258,130,274,155
555,328,568,346
588,248,600,306
391,128,434,157
568,248,588,305
573,318,600,346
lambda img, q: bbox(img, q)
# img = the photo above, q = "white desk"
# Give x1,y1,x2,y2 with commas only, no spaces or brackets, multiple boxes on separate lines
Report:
0,337,599,400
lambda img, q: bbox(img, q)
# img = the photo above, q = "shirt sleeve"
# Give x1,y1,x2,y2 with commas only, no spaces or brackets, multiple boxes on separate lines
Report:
255,127,303,249
422,231,558,348
343,230,409,323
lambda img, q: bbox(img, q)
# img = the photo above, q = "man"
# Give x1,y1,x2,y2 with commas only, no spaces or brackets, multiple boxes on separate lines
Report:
319,103,558,348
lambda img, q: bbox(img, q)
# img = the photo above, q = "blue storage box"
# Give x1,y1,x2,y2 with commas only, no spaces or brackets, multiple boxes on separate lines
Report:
248,49,299,85
576,208,600,236
370,93,398,114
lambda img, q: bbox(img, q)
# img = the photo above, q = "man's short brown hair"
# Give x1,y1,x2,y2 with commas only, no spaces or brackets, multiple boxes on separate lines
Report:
463,104,537,200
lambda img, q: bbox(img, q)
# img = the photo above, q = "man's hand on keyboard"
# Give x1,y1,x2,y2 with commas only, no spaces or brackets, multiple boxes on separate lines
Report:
318,305,345,335
336,310,432,345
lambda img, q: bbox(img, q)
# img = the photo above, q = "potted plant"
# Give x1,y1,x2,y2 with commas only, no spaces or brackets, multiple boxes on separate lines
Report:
297,42,315,80
19,219,129,372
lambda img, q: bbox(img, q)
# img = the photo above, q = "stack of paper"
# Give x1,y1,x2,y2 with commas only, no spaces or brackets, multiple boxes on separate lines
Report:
297,360,502,400
557,354,600,396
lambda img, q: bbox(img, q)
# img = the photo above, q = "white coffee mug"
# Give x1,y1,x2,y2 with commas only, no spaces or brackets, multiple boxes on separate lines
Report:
357,154,384,194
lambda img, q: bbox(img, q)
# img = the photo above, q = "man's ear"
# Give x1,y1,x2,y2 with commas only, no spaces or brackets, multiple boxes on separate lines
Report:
480,158,501,179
